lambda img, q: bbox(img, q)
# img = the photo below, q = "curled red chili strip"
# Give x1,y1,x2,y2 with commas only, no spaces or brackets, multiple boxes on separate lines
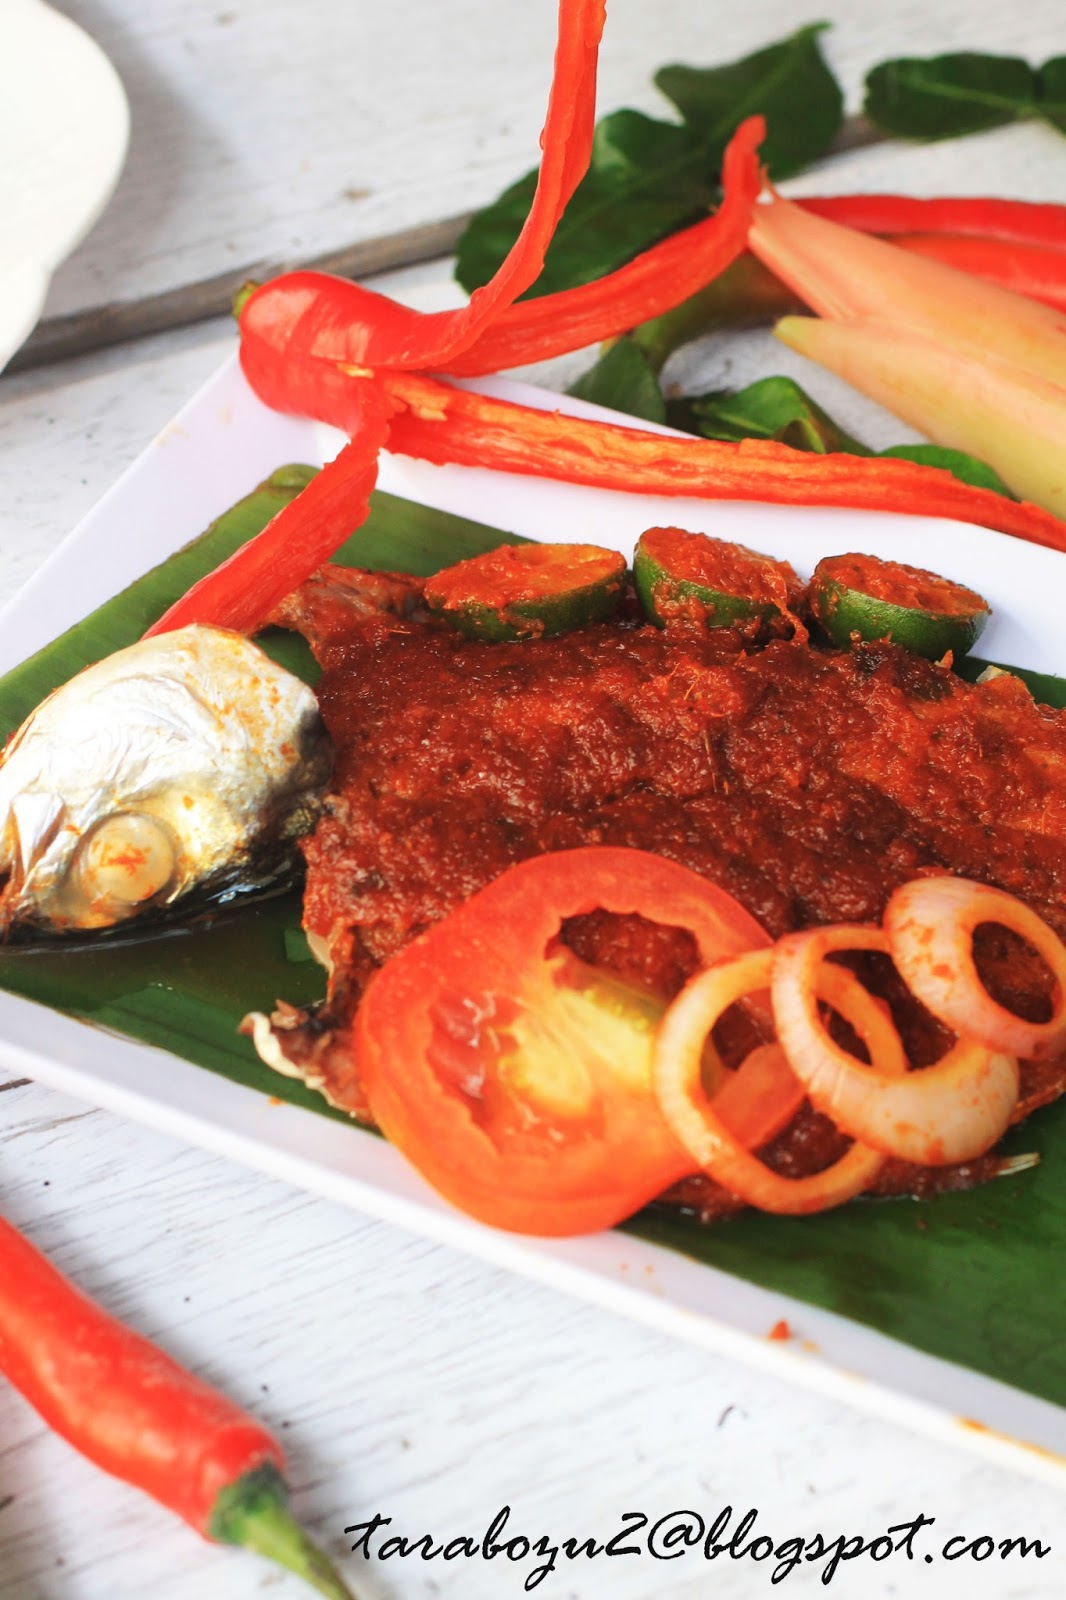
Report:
442,115,765,376
145,375,392,636
239,0,607,376
238,113,763,404
379,370,1066,554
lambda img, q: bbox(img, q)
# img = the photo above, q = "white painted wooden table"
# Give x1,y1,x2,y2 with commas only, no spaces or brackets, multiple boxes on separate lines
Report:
3,4,1066,1598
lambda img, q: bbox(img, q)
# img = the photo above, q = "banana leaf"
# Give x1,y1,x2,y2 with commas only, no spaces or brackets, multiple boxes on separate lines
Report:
1,472,1064,1412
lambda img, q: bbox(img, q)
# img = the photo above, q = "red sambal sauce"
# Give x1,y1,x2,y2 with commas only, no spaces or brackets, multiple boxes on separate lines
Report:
818,553,989,616
426,541,626,606
643,526,800,608
277,571,1066,1211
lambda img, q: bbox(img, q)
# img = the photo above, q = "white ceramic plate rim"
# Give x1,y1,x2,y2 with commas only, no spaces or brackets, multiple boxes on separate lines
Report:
0,0,130,371
2,352,1064,1488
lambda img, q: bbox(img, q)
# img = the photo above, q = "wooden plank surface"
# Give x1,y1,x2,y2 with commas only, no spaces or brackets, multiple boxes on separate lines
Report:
38,0,1066,335
4,1,1066,1596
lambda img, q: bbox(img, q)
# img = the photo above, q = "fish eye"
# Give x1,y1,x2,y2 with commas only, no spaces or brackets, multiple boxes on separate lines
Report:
76,814,177,911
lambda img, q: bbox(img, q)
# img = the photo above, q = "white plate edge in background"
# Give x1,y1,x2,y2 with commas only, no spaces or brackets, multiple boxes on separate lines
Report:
0,0,130,371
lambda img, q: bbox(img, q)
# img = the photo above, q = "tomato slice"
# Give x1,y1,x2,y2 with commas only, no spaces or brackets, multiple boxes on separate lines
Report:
356,846,769,1235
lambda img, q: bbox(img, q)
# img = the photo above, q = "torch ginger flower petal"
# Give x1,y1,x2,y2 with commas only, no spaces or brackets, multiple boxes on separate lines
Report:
749,191,1066,391
775,315,1066,520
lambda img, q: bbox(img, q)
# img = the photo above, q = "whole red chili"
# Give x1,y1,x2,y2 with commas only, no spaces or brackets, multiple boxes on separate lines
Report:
0,1214,355,1598
874,234,1066,312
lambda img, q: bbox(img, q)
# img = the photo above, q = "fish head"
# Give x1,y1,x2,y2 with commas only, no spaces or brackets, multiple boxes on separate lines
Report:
0,626,332,933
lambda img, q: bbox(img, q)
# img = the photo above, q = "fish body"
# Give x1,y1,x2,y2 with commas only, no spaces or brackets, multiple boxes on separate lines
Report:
0,627,331,932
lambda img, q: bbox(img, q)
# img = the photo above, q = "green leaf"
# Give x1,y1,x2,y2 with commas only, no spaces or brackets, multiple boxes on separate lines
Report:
683,375,869,453
880,444,1016,498
628,1093,1066,1410
1038,56,1066,135
631,256,801,375
864,53,1038,140
455,25,844,299
567,337,666,423
655,22,843,181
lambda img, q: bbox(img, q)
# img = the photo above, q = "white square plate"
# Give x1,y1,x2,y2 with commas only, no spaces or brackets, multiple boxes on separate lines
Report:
2,351,1065,1488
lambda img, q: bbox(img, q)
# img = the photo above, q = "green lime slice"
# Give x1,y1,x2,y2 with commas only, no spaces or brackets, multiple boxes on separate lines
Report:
425,542,626,642
809,552,990,659
634,526,798,632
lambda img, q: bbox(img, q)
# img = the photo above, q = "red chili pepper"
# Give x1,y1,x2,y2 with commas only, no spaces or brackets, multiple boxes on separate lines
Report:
794,196,1066,314
156,0,1066,641
795,194,1066,250
377,370,1066,555
0,1214,355,1597
237,115,762,399
787,195,1066,310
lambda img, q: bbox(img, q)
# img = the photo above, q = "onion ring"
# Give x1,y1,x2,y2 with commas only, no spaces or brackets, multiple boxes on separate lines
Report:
772,924,1019,1165
653,948,900,1214
884,875,1066,1060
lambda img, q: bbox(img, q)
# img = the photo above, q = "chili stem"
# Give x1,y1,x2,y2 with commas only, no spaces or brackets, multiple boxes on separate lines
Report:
209,1464,357,1600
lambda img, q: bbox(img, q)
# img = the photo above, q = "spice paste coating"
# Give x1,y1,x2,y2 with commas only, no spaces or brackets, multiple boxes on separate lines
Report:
265,583,1066,1213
